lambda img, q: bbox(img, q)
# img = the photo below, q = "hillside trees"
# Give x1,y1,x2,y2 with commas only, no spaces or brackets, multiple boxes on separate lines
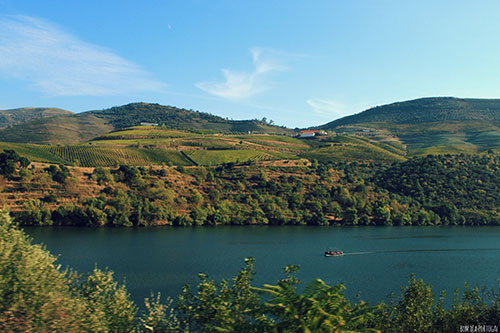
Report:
44,164,70,183
0,149,29,179
16,199,52,226
7,152,500,227
374,154,500,225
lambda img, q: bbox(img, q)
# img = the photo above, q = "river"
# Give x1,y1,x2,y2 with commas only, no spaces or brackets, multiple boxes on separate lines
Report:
24,225,500,306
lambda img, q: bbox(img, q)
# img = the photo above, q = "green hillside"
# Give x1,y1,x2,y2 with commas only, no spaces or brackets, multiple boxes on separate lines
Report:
0,107,72,128
0,113,113,144
87,102,292,134
91,126,405,164
39,145,192,167
319,97,500,155
9,97,500,159
301,135,406,162
0,122,407,167
321,97,500,127
0,142,67,164
0,102,291,144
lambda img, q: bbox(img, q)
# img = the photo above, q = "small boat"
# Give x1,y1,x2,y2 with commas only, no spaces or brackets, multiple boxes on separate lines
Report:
325,250,344,257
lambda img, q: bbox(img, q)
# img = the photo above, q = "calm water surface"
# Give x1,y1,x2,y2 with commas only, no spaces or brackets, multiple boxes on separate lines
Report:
24,226,500,306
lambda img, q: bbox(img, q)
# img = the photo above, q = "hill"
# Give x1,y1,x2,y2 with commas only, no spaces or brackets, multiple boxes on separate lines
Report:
87,102,291,133
0,107,72,128
8,97,500,157
321,97,500,128
0,113,113,144
319,97,500,155
0,103,292,144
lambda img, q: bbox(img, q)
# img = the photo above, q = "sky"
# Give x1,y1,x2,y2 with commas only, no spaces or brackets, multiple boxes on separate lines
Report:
1,1,500,128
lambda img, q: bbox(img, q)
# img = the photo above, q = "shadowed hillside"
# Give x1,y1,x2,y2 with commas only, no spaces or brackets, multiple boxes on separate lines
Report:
0,113,113,144
87,102,291,134
0,103,291,143
0,107,72,128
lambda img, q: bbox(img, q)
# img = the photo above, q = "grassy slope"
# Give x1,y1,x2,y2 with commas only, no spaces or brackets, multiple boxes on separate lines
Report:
0,107,72,129
100,127,197,139
6,98,500,157
376,121,500,155
0,142,67,164
300,135,406,162
40,145,191,167
183,150,275,166
0,114,113,144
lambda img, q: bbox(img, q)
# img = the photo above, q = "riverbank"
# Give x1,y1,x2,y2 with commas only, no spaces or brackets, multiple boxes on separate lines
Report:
5,154,500,227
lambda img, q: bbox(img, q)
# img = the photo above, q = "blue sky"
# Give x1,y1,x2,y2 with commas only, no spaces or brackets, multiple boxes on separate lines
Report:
1,1,500,127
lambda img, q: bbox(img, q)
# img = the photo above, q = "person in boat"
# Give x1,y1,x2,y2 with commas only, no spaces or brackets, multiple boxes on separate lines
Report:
325,250,343,256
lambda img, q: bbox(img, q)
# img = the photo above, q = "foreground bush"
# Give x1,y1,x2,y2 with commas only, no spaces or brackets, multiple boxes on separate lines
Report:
0,210,102,331
0,211,162,332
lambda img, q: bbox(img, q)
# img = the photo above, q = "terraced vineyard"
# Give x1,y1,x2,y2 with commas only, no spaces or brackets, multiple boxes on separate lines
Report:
182,149,276,166
40,145,192,167
300,135,406,162
0,123,413,167
0,142,67,164
100,127,196,139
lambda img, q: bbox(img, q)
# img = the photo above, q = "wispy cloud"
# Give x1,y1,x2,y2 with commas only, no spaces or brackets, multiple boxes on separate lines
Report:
306,99,348,118
196,47,286,100
0,15,166,96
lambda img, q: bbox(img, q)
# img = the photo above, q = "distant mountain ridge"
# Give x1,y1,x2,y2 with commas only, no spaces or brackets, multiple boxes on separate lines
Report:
5,98,500,153
87,103,223,128
0,107,72,128
87,102,289,133
320,97,500,129
0,102,290,144
0,113,113,144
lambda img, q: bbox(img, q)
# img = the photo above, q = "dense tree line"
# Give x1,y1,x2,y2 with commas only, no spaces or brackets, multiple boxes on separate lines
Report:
11,152,500,226
2,214,499,331
374,154,500,225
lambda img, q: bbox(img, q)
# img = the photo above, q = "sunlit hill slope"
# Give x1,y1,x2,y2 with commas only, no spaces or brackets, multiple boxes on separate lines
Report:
319,97,500,155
